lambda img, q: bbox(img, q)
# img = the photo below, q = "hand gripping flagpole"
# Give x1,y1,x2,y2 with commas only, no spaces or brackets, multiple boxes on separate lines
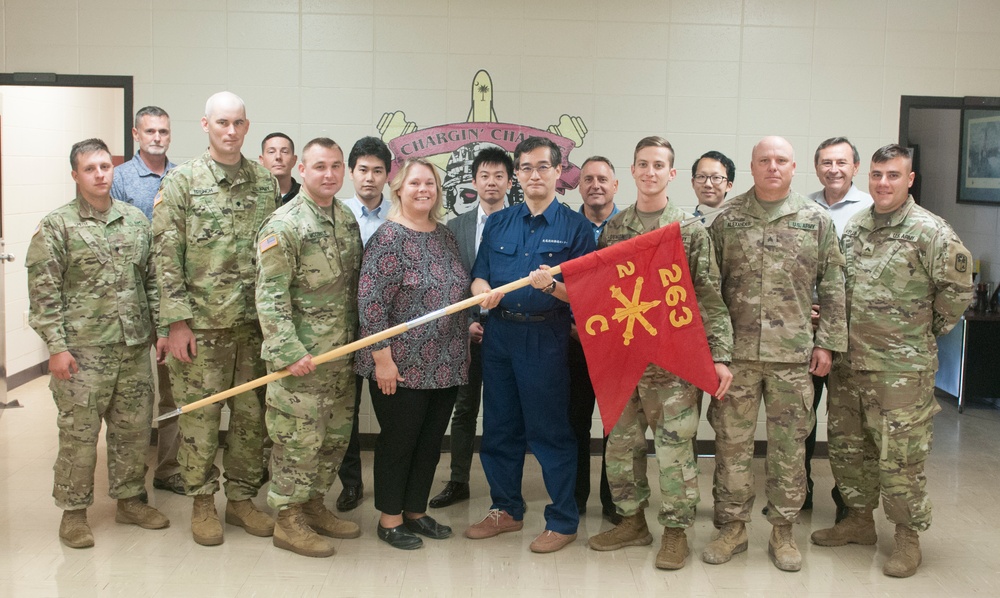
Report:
154,209,719,423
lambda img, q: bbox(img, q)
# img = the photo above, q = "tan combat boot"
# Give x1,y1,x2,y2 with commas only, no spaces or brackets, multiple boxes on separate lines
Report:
588,511,653,551
302,496,361,539
655,527,689,570
116,496,170,529
192,494,224,546
768,524,802,572
273,504,336,558
225,499,274,537
701,521,748,564
810,507,877,546
883,525,921,578
59,509,94,549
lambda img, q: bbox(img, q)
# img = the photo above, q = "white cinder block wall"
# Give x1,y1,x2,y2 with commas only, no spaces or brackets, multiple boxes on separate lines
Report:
4,0,1000,442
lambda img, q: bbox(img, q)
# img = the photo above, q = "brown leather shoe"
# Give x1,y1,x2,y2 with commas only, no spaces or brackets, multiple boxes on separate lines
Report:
465,509,523,539
529,530,577,553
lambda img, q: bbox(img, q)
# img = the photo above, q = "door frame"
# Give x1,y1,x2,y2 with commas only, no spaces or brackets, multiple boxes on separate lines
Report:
0,73,133,392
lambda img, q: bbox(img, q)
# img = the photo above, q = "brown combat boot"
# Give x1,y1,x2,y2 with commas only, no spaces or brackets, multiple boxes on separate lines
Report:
302,496,361,539
655,527,689,570
273,504,336,558
59,509,94,549
191,494,224,546
225,499,274,537
588,511,653,551
116,496,169,529
883,525,921,578
810,507,877,546
768,524,802,572
701,521,748,564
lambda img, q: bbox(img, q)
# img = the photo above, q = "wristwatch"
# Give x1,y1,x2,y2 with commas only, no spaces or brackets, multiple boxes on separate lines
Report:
541,279,557,294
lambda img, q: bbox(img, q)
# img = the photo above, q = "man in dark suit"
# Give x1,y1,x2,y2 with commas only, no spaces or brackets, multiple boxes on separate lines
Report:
430,146,513,508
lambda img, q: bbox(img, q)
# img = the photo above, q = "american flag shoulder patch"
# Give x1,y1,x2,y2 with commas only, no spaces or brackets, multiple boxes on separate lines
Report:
259,233,279,253
153,191,163,208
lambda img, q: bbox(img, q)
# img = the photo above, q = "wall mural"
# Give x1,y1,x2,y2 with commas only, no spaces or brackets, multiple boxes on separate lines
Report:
376,70,589,216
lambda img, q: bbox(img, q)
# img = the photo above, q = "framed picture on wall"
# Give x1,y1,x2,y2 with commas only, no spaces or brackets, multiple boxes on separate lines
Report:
958,108,1000,204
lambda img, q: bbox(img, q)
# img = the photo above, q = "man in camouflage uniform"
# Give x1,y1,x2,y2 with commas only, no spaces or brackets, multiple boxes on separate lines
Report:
154,92,279,546
27,138,169,548
706,136,847,572
255,138,363,558
587,137,733,570
811,144,973,578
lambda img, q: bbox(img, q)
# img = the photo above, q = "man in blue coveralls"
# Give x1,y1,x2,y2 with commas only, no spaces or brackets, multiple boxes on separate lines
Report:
464,136,596,554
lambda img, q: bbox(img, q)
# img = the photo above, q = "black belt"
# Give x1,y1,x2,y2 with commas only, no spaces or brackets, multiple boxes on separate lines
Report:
494,308,566,323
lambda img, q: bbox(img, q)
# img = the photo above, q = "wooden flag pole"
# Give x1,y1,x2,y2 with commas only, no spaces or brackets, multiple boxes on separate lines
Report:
154,267,562,422
153,209,719,423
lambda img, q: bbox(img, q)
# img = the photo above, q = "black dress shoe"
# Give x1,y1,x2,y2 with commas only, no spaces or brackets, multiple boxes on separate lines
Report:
576,499,587,515
404,515,452,539
429,481,470,508
601,506,622,525
377,523,423,550
336,484,363,512
153,473,186,495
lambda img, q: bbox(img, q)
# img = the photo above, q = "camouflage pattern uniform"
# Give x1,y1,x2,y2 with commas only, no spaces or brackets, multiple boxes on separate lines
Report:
153,151,279,499
256,192,362,511
599,202,733,528
707,188,847,525
26,197,157,510
829,196,972,531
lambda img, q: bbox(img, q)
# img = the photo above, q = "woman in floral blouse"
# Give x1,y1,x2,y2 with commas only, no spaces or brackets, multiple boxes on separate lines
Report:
354,158,470,550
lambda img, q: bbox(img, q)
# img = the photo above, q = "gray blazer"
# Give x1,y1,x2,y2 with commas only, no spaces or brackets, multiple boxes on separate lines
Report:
448,209,481,319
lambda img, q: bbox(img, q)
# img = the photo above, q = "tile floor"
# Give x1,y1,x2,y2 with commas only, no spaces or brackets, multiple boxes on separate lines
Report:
1,376,999,597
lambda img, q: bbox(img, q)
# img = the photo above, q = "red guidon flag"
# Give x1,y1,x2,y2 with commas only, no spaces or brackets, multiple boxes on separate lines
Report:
561,222,718,435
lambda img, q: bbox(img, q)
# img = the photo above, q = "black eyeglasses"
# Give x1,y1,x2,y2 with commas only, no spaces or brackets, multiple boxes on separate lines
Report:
693,174,728,185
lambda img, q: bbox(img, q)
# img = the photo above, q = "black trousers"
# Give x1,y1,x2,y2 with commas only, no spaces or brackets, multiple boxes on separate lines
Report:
336,374,364,488
567,336,614,513
370,383,458,515
805,374,826,485
808,373,846,508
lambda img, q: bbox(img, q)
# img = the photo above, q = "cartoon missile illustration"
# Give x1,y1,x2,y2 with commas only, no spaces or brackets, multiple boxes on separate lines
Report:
467,69,499,123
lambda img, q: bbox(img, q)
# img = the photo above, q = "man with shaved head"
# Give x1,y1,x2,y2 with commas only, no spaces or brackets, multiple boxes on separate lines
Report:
704,136,847,572
154,91,281,547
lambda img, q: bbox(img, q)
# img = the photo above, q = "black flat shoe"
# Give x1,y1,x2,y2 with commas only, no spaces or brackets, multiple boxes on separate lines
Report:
404,516,452,539
377,523,423,550
429,481,470,508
